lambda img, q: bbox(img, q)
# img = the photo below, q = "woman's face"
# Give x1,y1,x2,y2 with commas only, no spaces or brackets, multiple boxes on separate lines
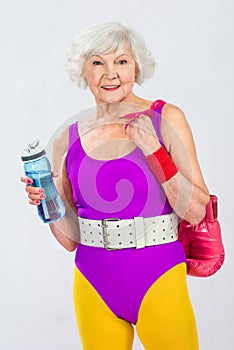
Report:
83,46,137,105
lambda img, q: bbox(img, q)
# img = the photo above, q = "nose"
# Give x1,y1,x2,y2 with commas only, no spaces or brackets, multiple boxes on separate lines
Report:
103,64,118,80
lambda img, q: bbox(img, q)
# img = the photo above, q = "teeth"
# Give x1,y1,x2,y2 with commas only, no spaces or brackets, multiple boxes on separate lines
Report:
102,85,119,88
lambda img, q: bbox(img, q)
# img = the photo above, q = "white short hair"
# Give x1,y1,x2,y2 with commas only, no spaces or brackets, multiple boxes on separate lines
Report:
65,21,157,89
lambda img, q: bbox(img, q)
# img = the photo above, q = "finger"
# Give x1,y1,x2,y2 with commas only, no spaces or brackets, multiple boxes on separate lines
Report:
130,115,155,133
123,116,139,130
124,123,129,131
120,108,154,120
27,190,46,201
124,118,144,131
25,184,44,195
29,198,41,206
124,122,138,136
142,109,154,118
123,113,153,130
124,120,134,130
20,175,33,184
25,184,40,193
119,111,141,120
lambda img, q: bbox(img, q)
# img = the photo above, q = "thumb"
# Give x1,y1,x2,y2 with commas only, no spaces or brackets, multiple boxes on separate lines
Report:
52,171,60,178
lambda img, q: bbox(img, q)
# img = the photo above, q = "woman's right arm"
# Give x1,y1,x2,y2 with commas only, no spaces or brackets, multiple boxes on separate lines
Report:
48,156,79,252
21,127,79,252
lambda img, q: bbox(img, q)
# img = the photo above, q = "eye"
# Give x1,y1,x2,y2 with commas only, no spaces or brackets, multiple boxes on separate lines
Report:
118,59,128,65
92,60,103,66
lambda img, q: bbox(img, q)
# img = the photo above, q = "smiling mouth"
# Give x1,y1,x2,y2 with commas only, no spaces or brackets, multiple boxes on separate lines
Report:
101,85,121,91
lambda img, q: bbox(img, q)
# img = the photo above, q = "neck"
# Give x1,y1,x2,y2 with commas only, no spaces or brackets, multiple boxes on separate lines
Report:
95,94,152,121
96,103,123,121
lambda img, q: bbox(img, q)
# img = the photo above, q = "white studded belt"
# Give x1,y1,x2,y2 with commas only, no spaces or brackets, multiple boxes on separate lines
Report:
78,212,179,250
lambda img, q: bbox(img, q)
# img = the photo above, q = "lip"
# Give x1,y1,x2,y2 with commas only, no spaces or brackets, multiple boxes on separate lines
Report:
101,85,121,91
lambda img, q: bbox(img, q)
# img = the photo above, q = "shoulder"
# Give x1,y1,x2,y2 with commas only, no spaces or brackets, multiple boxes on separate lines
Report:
53,126,70,155
162,102,188,125
52,126,70,171
160,102,194,151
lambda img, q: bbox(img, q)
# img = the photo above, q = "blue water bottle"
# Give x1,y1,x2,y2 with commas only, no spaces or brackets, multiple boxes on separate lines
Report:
21,140,65,223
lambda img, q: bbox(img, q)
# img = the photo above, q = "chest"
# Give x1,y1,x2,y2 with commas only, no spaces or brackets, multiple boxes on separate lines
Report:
78,122,136,160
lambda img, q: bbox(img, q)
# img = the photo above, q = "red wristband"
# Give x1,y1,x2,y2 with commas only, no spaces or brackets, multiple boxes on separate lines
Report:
146,146,178,184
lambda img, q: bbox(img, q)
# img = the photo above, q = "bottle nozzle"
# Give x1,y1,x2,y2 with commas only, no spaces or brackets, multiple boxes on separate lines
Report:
28,140,40,150
21,140,45,161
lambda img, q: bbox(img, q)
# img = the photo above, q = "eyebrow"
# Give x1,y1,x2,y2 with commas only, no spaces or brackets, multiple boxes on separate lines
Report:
116,54,130,59
90,53,130,59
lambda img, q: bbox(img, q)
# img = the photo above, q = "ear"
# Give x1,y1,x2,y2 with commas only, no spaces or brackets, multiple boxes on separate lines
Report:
135,64,140,81
82,70,86,79
82,62,87,79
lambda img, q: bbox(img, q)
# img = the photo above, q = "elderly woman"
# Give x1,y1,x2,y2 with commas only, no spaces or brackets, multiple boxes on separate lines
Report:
21,21,210,349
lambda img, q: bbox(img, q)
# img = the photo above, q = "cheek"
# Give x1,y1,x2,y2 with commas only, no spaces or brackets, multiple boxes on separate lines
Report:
122,70,135,84
83,64,101,86
86,71,101,87
120,67,136,84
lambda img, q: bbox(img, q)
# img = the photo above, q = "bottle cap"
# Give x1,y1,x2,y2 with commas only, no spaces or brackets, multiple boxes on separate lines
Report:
21,140,46,161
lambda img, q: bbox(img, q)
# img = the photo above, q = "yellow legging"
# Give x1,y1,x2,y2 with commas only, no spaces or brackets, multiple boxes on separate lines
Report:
73,263,199,349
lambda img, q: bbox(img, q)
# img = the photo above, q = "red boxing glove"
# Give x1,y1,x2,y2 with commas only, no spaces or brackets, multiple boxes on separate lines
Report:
178,195,225,277
145,146,178,184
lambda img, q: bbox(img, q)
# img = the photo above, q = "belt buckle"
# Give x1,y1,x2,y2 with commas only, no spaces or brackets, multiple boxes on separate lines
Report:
101,218,120,250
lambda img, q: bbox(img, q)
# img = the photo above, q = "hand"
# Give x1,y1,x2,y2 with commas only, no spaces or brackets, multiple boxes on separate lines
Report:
20,175,45,205
120,112,161,156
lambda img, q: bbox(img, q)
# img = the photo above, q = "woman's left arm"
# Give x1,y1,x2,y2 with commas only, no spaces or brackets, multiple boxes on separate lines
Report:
124,103,210,224
160,103,210,224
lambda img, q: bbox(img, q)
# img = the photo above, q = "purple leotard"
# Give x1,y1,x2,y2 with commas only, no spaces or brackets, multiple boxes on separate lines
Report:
66,102,186,324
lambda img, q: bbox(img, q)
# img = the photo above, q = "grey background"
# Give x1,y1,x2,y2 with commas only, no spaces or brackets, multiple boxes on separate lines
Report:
1,0,233,349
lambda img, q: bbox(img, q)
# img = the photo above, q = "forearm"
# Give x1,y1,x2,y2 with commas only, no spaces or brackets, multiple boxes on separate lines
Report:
50,153,80,251
162,171,210,224
49,209,79,252
145,146,210,224
49,221,78,252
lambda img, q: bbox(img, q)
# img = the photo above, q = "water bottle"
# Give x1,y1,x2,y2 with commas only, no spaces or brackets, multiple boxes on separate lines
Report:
21,140,65,223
